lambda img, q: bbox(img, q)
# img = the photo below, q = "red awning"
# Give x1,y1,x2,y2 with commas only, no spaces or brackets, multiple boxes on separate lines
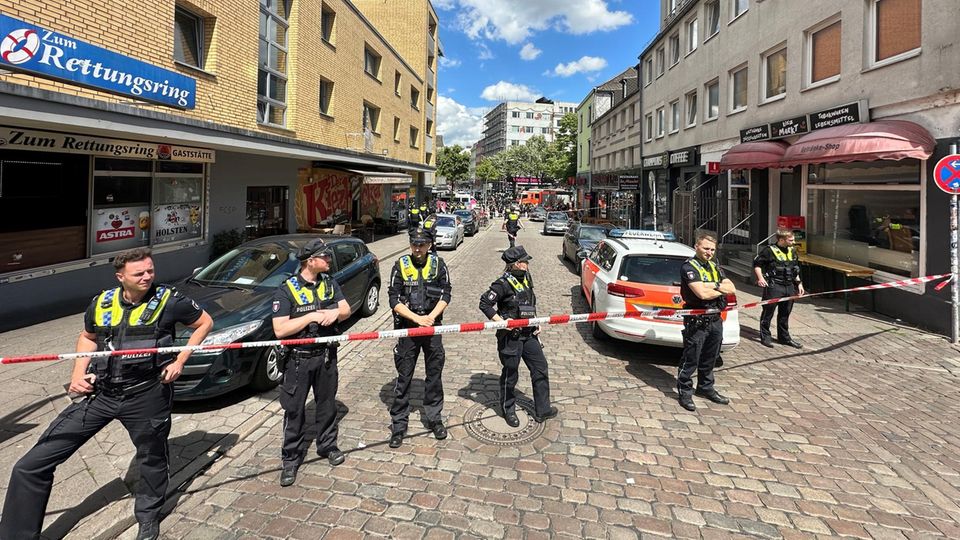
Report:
719,140,790,171
780,120,935,167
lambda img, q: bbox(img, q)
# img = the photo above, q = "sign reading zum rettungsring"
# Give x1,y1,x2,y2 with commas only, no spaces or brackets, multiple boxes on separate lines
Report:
0,14,196,109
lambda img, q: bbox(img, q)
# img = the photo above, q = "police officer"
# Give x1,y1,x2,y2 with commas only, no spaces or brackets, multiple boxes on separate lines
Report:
0,248,213,540
677,234,736,412
408,204,424,228
387,227,452,448
754,229,804,349
272,239,351,486
501,206,523,248
479,246,557,427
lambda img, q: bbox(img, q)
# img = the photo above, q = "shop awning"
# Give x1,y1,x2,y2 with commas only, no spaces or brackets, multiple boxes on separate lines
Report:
347,169,412,185
779,120,935,167
719,140,790,171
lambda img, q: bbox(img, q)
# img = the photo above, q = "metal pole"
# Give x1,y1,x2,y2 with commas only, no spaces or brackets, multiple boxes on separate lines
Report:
951,143,959,344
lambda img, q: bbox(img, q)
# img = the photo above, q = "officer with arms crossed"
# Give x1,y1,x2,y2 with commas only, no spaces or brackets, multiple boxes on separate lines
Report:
387,227,453,448
677,234,736,412
479,246,557,427
272,239,351,487
753,229,804,349
501,206,524,248
0,248,213,540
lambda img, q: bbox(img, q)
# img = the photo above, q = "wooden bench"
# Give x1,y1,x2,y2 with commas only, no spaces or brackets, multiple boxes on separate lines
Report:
798,253,875,311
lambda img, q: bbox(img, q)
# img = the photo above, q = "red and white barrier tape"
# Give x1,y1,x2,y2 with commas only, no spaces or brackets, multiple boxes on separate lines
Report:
0,273,950,365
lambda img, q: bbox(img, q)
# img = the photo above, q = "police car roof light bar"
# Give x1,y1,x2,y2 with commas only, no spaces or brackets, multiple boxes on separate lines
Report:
608,229,676,241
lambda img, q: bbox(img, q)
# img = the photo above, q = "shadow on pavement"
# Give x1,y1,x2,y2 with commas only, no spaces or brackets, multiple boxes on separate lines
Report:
456,372,501,407
172,386,272,415
718,329,893,372
0,393,67,445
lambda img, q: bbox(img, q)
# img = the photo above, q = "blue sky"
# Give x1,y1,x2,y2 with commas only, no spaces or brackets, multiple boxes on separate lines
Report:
434,0,661,148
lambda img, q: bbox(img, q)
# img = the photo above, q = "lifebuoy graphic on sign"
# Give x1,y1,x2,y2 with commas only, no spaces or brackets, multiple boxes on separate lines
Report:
1,28,39,65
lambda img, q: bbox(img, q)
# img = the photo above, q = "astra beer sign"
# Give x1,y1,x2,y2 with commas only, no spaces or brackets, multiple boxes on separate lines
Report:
0,14,196,109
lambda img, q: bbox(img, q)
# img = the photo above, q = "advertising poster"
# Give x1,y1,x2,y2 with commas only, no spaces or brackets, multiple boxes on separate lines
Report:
153,203,203,244
296,169,352,228
91,206,150,255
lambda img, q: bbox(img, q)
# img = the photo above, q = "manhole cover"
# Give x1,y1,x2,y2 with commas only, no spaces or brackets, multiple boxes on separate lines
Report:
463,399,545,446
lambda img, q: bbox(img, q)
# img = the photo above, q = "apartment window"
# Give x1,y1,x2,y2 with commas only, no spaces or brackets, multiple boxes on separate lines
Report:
685,90,698,127
410,126,419,148
410,86,420,109
869,0,921,66
394,71,401,96
541,127,550,134
656,107,665,137
656,47,665,76
644,58,654,85
763,46,787,101
731,0,748,19
393,116,401,141
670,100,680,133
806,18,841,87
705,0,720,37
320,2,335,43
426,119,433,134
510,126,520,133
174,7,203,68
362,102,380,133
729,65,748,112
364,46,381,79
526,112,534,119
426,87,434,104
319,78,333,116
644,113,653,141
706,79,719,120
512,111,520,118
258,0,290,126
686,18,698,53
669,33,680,66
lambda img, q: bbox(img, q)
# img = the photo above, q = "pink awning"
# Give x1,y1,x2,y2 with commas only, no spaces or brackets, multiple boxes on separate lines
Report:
780,120,935,167
719,140,790,171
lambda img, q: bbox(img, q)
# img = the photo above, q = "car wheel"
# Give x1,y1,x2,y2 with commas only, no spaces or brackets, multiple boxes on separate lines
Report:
250,345,282,391
360,281,380,317
591,301,608,341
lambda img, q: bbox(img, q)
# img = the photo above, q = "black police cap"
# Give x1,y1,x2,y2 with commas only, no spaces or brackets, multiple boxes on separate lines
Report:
297,238,333,261
501,246,533,264
409,227,432,245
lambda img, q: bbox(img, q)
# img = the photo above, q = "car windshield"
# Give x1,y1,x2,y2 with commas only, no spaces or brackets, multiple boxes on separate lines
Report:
437,216,456,227
579,227,609,241
194,244,299,288
619,255,686,286
547,212,567,220
454,211,472,219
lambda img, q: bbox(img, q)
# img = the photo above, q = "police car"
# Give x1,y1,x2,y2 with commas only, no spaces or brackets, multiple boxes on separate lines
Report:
580,229,740,350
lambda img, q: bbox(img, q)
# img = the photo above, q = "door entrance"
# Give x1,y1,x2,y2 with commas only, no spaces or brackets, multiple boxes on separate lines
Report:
246,186,288,238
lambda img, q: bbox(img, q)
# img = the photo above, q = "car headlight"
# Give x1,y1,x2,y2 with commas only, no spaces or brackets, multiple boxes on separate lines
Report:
194,320,263,355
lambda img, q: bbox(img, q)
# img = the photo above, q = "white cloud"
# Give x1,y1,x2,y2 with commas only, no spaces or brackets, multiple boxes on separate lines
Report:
455,0,633,45
480,81,540,102
519,43,542,61
433,0,456,10
436,95,486,147
439,56,462,68
551,56,608,77
477,42,494,60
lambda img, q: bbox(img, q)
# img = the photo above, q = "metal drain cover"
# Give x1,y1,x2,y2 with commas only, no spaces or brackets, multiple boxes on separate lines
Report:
463,399,545,446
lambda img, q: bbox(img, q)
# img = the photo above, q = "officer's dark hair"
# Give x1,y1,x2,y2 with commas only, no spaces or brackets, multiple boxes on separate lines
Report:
695,233,718,246
775,229,794,240
112,248,153,270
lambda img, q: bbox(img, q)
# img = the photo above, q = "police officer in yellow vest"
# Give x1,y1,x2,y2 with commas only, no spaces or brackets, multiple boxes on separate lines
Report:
677,234,736,412
271,239,351,486
501,206,524,248
753,229,804,349
386,227,452,447
0,248,213,540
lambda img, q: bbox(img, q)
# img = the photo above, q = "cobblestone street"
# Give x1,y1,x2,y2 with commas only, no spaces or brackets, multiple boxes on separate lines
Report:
108,226,960,539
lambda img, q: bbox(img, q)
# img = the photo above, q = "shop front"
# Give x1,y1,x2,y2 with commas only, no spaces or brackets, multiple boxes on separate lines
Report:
294,165,411,234
641,153,669,231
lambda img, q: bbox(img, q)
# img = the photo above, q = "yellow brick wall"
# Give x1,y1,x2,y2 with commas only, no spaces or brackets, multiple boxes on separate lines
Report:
0,0,433,167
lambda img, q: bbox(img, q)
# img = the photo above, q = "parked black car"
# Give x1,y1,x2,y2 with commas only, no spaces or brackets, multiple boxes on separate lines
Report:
171,234,380,400
561,222,614,274
453,209,477,236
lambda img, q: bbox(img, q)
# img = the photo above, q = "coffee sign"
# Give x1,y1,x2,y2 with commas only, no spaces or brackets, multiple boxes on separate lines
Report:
668,147,697,167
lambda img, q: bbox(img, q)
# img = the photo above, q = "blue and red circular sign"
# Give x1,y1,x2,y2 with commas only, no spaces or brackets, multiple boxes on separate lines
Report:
934,154,960,195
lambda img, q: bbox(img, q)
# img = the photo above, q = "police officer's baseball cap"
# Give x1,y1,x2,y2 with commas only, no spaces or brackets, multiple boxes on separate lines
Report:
502,246,532,264
297,238,334,261
409,227,432,245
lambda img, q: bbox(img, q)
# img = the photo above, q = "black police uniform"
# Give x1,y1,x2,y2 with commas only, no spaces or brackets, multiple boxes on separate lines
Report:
479,249,552,420
407,207,424,228
387,251,452,434
677,258,726,400
503,211,521,248
0,284,202,540
271,272,346,467
753,244,802,345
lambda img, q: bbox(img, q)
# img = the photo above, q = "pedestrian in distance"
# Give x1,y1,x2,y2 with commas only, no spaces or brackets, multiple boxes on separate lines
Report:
677,233,736,412
501,206,523,248
272,239,351,487
387,227,453,448
479,246,557,427
0,248,214,540
754,229,804,349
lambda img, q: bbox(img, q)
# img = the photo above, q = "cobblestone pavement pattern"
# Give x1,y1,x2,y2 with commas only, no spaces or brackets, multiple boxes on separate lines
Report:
4,225,960,539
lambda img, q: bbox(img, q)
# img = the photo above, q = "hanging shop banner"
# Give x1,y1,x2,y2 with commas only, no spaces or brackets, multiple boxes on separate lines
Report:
0,14,196,108
641,153,668,171
809,101,867,131
740,125,771,143
769,115,809,138
668,147,698,168
618,175,640,191
0,126,215,162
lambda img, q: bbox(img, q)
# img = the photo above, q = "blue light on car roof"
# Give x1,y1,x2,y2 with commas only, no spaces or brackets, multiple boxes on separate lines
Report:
608,229,675,241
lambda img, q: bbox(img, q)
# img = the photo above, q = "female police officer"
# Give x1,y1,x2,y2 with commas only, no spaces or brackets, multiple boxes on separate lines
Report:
479,246,557,427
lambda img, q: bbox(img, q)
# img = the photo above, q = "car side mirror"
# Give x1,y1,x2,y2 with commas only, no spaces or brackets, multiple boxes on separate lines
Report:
192,266,203,276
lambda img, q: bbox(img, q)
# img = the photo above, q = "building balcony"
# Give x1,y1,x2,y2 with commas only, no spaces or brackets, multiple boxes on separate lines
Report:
426,100,434,121
427,35,435,56
425,134,434,153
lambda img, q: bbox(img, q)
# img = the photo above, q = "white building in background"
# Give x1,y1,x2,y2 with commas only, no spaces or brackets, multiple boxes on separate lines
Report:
476,97,578,161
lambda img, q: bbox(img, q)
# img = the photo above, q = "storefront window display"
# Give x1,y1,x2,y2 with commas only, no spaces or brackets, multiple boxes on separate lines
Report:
806,160,921,277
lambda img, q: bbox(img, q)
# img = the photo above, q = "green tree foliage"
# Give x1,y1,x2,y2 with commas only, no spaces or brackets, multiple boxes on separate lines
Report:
436,145,470,185
547,112,578,181
476,158,499,183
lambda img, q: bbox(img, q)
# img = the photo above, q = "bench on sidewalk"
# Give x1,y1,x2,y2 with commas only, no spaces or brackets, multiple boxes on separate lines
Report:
799,253,875,312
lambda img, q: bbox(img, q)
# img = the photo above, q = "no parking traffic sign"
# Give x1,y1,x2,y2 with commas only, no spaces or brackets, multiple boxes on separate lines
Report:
934,154,960,194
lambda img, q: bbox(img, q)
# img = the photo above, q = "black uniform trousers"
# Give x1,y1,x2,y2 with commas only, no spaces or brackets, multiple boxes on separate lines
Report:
390,334,446,433
279,348,339,466
506,229,518,248
760,281,796,342
677,316,723,398
1,382,172,539
496,330,551,416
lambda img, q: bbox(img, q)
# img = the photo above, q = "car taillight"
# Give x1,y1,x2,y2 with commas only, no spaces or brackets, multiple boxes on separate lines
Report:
607,282,645,298
725,293,737,306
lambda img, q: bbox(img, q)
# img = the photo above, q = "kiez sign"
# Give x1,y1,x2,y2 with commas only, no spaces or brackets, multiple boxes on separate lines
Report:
0,14,196,109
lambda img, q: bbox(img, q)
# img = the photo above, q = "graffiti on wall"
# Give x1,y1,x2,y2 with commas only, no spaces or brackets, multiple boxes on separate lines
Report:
296,168,351,228
361,184,384,217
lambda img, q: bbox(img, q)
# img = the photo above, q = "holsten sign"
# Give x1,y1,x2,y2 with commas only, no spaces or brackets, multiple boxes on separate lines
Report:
0,14,196,109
